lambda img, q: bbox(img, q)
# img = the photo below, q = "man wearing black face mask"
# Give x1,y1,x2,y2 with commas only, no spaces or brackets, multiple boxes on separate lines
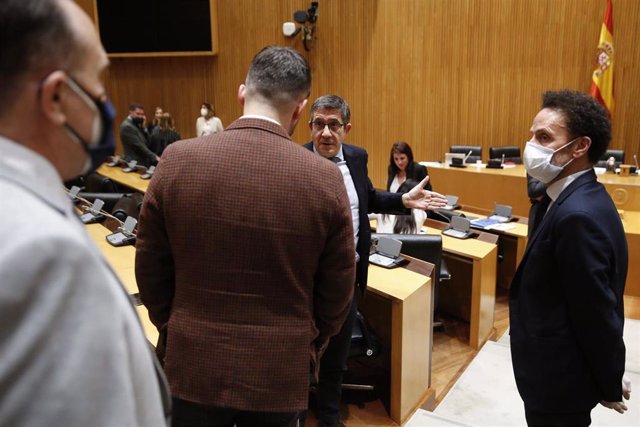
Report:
120,102,160,167
0,0,170,425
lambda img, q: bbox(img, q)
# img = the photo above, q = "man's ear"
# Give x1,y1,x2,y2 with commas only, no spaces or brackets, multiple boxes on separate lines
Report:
343,122,352,136
237,84,246,106
39,71,68,126
291,98,308,123
574,136,592,158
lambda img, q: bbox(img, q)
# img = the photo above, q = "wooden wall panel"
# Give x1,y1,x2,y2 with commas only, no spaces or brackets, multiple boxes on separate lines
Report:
76,0,640,189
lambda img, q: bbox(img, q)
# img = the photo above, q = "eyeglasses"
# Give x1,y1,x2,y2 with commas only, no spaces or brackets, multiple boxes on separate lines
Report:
310,119,345,133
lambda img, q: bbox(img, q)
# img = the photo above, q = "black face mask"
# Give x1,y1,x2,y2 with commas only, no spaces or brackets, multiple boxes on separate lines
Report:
131,116,144,127
63,77,116,175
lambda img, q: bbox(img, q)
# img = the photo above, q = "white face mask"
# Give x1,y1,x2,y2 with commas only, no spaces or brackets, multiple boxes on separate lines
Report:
200,108,208,117
523,138,577,184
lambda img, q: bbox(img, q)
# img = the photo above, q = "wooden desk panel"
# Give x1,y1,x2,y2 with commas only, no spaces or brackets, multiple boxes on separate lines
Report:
84,223,158,344
371,218,498,350
96,163,149,193
621,211,640,297
428,228,498,349
363,265,432,425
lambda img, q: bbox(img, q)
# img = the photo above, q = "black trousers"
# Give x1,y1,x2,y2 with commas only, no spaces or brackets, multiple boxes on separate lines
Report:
172,398,300,427
524,406,592,427
313,297,359,427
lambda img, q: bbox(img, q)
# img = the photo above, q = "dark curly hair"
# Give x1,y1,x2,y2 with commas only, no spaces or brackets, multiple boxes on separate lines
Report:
541,90,611,164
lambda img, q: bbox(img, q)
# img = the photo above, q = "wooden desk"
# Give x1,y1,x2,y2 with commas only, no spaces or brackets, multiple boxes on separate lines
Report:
84,223,158,344
457,208,528,289
426,162,640,297
96,163,149,193
424,163,640,216
371,220,498,349
429,228,498,349
620,211,640,297
360,264,432,425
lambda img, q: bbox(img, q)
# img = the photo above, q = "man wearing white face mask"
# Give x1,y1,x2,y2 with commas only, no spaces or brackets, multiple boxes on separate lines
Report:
0,0,171,425
510,90,630,426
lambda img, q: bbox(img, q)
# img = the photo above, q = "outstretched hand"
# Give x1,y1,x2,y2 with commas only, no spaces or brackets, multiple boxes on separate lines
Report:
401,176,448,211
600,375,632,414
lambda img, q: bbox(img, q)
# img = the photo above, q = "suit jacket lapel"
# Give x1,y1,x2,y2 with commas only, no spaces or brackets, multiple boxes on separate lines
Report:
521,169,597,261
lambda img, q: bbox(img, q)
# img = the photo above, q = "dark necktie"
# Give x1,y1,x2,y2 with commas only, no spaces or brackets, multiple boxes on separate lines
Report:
330,156,341,163
528,193,552,237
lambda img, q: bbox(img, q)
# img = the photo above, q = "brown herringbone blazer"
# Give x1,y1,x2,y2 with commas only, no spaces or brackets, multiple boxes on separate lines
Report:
135,117,355,412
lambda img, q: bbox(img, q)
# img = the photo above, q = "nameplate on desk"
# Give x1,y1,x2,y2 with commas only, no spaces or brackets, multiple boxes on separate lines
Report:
140,165,155,180
80,199,105,224
68,186,81,203
369,236,408,268
122,160,138,173
106,216,137,247
442,215,473,239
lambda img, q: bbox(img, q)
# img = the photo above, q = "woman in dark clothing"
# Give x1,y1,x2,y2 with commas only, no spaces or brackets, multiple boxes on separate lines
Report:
386,141,431,192
150,113,181,156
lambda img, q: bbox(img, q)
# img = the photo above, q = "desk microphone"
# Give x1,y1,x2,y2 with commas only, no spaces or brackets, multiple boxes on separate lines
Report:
634,154,639,172
501,153,505,165
463,150,473,163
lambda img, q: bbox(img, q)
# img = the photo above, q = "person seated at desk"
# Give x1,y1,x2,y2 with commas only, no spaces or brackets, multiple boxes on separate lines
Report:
150,112,181,156
387,141,432,192
370,180,427,234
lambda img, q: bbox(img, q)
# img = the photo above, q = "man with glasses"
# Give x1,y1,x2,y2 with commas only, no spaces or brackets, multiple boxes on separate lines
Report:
303,95,447,427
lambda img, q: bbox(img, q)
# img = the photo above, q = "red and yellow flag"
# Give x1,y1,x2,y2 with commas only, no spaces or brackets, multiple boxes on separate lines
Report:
590,0,614,116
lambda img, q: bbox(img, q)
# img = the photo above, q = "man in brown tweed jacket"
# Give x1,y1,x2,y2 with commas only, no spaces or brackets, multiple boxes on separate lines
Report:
135,46,356,427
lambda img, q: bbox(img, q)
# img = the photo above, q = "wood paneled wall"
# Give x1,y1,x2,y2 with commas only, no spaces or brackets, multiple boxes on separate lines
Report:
76,0,640,188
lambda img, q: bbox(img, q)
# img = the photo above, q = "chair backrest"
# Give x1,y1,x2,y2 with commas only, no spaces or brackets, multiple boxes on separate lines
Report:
84,172,119,193
489,146,522,164
450,145,482,163
372,233,443,283
77,192,130,214
596,149,625,167
111,192,144,221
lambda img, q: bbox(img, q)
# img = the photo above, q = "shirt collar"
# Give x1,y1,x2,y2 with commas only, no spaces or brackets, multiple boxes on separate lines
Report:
312,144,345,163
546,168,591,202
240,114,282,127
0,135,71,216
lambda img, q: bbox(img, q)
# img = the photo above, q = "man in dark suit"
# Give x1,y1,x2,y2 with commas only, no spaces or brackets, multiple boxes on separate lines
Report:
120,103,159,167
303,95,447,427
135,47,356,427
512,90,631,426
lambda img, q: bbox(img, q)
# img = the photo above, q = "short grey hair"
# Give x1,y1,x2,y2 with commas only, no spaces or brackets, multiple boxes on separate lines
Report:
310,95,351,124
0,0,77,117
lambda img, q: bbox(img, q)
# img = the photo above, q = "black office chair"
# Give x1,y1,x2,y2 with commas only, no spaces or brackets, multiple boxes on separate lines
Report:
489,146,522,164
450,145,482,163
84,171,119,193
77,192,131,214
111,192,144,221
596,149,625,168
338,311,386,411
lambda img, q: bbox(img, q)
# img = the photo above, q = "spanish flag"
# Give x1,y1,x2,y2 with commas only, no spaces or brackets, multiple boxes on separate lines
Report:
590,0,614,116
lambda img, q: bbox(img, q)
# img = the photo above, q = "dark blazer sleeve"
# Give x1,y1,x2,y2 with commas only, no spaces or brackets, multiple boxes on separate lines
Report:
555,209,626,402
527,174,547,200
411,162,431,191
121,124,158,166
